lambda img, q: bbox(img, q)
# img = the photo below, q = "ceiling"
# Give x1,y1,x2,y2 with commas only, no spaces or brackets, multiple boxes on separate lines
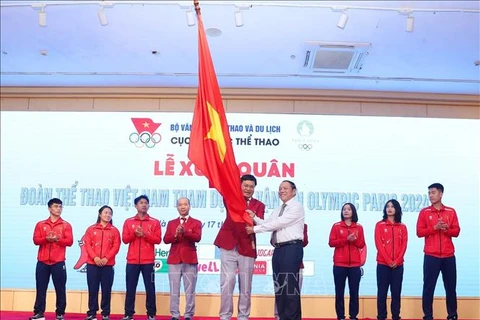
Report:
1,0,479,95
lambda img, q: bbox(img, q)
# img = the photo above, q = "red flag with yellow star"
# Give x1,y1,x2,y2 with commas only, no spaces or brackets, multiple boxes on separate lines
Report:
188,12,251,225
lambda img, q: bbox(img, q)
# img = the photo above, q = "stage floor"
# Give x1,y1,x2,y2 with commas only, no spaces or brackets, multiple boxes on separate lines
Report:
0,311,343,320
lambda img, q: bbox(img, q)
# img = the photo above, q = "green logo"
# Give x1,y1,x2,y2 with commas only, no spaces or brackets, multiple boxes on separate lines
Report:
297,120,314,137
155,248,169,259
154,259,168,273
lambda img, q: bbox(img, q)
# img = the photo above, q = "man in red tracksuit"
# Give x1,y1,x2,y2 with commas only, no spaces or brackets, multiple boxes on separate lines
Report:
214,174,265,320
417,183,460,320
30,198,74,320
122,195,162,320
164,197,202,320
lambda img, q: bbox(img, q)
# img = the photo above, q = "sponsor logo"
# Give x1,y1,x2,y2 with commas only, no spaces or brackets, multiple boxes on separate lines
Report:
256,247,274,258
198,259,221,274
154,259,169,273
253,261,267,275
154,247,169,259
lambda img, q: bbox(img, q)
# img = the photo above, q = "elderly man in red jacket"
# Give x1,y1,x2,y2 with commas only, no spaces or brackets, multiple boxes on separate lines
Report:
214,175,265,320
164,197,202,320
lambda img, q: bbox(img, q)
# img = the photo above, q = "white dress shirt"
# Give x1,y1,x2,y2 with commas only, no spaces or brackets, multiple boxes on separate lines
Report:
253,198,304,243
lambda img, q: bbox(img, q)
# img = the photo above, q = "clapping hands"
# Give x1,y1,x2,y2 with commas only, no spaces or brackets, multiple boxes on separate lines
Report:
46,231,59,242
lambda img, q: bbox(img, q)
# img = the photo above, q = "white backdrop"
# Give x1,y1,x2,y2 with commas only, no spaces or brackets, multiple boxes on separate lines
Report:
1,111,479,297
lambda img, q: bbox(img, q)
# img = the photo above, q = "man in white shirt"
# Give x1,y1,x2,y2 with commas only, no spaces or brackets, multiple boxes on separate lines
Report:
246,180,305,320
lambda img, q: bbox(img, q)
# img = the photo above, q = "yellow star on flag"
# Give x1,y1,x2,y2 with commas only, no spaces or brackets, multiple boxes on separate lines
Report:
142,121,150,128
205,101,226,162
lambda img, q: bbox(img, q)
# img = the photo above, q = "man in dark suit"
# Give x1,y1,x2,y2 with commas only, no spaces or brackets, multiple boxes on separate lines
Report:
164,197,202,320
214,175,265,320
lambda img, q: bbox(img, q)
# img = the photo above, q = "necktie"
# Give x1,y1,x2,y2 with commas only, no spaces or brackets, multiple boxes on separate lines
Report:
271,203,287,245
181,217,186,224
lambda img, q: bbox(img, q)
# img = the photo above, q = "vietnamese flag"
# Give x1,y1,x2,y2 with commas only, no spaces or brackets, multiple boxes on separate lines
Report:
188,8,251,225
131,118,161,135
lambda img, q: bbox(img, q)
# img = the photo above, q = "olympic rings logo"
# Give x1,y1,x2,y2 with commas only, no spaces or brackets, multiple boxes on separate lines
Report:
129,131,162,148
298,144,312,151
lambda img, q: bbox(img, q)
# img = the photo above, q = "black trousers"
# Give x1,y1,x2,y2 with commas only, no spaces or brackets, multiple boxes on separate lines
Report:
86,264,114,316
124,263,156,317
33,261,67,316
422,255,457,320
272,242,303,320
333,266,361,320
376,264,404,320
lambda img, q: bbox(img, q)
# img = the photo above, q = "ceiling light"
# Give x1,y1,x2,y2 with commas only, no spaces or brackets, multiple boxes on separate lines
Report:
97,6,108,26
38,6,47,27
406,15,414,32
234,8,243,27
186,9,195,26
206,27,222,37
337,11,348,29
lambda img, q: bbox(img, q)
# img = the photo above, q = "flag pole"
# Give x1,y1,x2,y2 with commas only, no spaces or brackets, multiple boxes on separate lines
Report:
194,0,200,16
191,0,255,251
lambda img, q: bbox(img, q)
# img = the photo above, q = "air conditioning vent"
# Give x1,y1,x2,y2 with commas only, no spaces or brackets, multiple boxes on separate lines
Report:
303,41,371,73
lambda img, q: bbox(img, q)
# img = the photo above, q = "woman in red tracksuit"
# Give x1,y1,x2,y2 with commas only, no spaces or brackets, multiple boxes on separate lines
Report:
83,206,121,320
375,199,408,320
329,203,365,320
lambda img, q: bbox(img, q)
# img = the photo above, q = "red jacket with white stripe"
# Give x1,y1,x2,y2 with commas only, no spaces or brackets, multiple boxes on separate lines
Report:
33,217,73,265
122,213,162,264
416,205,460,258
375,220,408,266
328,221,366,267
84,223,121,266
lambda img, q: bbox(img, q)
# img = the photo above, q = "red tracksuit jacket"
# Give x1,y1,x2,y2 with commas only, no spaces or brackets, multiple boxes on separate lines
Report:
122,213,162,264
214,198,265,258
84,222,121,266
163,216,202,264
328,221,366,267
33,217,74,265
374,220,408,266
416,205,460,258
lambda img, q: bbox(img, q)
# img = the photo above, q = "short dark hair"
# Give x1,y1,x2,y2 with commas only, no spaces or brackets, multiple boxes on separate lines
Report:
282,180,297,190
341,203,358,223
97,205,113,224
48,198,63,207
382,199,402,223
241,174,257,186
134,195,149,205
177,197,191,205
428,183,444,193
